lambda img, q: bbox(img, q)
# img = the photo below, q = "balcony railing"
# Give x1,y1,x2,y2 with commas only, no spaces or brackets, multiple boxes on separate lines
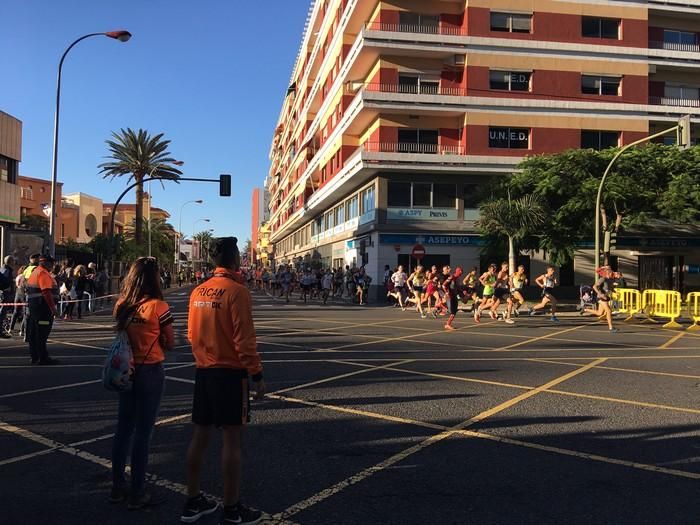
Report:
649,96,700,107
363,142,466,155
361,83,466,97
649,40,700,53
365,21,466,36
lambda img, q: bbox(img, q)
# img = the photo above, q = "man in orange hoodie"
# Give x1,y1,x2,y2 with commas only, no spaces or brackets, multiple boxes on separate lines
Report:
182,237,266,525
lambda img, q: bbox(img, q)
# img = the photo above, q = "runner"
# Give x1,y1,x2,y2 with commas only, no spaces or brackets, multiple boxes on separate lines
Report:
407,265,427,318
474,264,497,323
182,237,265,525
390,265,408,310
280,265,293,303
461,266,480,312
300,267,314,303
529,266,559,322
492,262,515,324
110,256,174,509
424,267,441,318
442,266,463,330
510,265,528,316
582,266,619,332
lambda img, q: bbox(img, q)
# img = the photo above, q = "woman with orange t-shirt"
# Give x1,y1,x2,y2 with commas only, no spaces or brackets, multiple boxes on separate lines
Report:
110,257,174,509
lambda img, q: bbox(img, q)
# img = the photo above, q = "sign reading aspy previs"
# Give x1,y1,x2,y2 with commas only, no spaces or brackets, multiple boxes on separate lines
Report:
387,208,458,221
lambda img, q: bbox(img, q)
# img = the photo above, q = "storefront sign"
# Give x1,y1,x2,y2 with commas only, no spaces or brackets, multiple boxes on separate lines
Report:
379,234,485,246
387,208,458,221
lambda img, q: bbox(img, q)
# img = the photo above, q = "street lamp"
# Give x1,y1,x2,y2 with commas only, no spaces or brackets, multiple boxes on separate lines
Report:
48,30,132,257
192,219,210,272
177,199,203,274
148,160,184,257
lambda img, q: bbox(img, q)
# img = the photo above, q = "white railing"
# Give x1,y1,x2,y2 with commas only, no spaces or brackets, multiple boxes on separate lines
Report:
649,96,700,107
649,40,700,52
363,142,465,155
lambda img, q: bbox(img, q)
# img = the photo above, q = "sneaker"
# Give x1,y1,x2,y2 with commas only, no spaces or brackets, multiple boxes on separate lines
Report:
444,324,455,331
109,485,128,504
221,503,262,525
513,308,520,318
505,318,515,325
489,310,498,320
128,491,163,511
181,493,220,523
550,316,559,323
0,331,10,339
528,308,536,317
421,313,426,319
609,328,619,333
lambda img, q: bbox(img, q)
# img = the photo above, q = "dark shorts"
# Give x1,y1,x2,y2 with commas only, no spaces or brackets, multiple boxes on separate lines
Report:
192,368,250,427
448,295,459,315
543,287,555,298
494,287,510,300
413,285,424,293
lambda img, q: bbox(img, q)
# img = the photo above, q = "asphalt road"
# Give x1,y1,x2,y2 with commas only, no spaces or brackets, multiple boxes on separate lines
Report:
0,287,699,524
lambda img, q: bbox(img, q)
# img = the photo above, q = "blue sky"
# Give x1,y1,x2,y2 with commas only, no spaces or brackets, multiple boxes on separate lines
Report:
1,0,309,242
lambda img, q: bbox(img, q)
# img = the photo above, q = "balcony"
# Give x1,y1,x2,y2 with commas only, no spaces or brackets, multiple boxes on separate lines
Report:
649,41,700,53
362,142,465,155
360,83,466,97
365,21,465,36
649,96,700,107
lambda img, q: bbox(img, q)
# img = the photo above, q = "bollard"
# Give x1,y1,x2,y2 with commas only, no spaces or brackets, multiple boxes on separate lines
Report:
687,292,700,332
642,289,682,329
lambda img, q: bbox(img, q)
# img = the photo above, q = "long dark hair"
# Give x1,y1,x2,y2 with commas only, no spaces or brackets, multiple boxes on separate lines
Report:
114,257,163,330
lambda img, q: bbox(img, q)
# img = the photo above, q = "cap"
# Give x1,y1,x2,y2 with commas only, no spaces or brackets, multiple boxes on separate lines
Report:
39,254,55,263
29,253,41,261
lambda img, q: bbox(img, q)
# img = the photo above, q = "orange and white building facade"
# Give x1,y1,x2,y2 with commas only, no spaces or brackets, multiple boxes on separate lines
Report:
265,0,700,287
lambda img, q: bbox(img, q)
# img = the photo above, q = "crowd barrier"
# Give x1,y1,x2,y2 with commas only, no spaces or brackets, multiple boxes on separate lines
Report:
612,288,642,322
641,289,683,329
687,292,700,332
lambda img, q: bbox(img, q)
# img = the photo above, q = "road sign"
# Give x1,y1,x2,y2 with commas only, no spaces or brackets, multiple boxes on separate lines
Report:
411,244,426,260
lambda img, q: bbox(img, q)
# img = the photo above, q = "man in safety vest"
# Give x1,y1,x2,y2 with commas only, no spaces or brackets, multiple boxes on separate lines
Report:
26,254,59,365
181,237,265,525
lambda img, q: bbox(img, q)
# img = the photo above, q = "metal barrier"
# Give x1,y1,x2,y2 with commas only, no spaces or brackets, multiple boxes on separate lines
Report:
641,289,683,329
687,292,700,331
612,288,642,322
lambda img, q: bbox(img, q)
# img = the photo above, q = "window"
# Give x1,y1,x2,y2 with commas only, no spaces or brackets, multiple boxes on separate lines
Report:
433,184,457,208
664,84,700,101
663,29,697,46
489,71,531,91
582,17,620,39
412,183,432,207
581,75,621,96
388,181,411,207
488,127,530,149
361,186,375,213
346,195,359,219
335,204,345,225
398,74,440,94
491,12,532,33
581,130,619,150
398,128,439,153
399,12,439,32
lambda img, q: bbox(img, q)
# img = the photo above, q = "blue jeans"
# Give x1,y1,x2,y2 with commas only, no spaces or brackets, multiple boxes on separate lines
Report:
111,363,165,495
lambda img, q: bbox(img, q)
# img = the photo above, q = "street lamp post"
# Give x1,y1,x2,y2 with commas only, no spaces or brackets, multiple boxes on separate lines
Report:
192,219,210,273
177,200,203,274
48,30,132,257
147,160,184,258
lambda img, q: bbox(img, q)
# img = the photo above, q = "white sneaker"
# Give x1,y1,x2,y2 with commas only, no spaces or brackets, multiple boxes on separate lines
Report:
505,318,515,325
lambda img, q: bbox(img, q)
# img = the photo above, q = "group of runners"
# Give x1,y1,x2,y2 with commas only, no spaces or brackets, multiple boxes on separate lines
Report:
248,265,372,305
386,262,622,332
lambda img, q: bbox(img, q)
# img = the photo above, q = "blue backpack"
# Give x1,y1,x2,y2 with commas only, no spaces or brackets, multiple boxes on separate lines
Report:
102,330,135,392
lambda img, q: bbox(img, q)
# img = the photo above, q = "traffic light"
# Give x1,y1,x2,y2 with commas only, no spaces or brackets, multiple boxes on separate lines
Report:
219,174,231,196
603,230,617,253
677,115,691,150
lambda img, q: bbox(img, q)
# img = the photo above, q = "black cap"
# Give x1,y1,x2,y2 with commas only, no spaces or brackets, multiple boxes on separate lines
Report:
39,254,55,263
29,253,41,261
211,237,240,268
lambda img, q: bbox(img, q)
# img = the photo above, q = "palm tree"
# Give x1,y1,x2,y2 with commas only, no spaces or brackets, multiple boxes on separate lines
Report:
99,128,182,243
477,194,546,274
193,230,214,268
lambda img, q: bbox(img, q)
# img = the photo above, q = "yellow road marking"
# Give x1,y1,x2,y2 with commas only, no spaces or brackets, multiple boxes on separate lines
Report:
660,332,687,349
543,389,700,415
273,359,604,520
529,358,700,380
493,325,587,351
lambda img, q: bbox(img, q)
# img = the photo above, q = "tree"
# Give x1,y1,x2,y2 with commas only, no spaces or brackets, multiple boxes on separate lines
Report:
193,230,214,268
98,128,182,243
125,218,177,266
477,193,546,274
20,214,49,232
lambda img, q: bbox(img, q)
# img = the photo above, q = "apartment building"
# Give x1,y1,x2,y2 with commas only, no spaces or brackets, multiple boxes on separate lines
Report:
265,0,700,294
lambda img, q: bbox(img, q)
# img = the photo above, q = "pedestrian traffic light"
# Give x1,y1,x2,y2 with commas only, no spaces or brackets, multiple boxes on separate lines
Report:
604,230,617,253
677,115,691,150
219,174,231,196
